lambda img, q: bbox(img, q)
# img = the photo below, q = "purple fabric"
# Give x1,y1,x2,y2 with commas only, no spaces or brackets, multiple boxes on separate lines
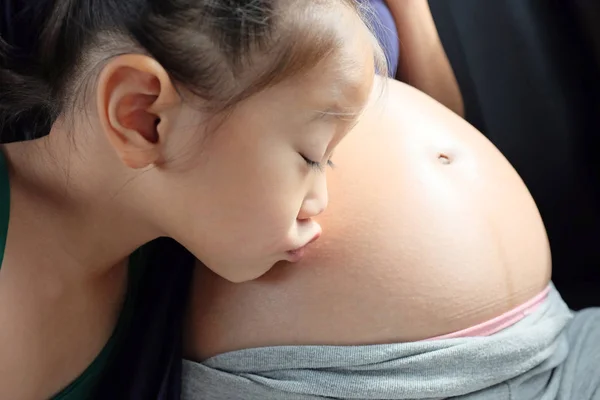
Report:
364,0,400,77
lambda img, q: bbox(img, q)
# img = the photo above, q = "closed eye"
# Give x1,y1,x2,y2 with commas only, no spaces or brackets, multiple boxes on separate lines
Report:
301,155,336,172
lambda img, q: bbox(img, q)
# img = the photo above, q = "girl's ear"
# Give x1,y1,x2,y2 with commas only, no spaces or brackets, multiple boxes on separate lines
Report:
96,54,180,169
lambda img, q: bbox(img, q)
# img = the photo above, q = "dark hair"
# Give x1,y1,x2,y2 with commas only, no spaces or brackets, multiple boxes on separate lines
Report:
1,0,381,143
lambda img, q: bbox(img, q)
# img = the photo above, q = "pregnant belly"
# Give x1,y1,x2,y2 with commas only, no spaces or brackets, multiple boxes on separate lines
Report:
185,79,552,360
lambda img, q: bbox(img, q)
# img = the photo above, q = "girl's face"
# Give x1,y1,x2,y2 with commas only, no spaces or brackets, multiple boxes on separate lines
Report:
98,5,377,282
168,42,375,282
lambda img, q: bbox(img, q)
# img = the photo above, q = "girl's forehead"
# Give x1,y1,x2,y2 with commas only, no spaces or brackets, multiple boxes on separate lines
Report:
311,39,376,107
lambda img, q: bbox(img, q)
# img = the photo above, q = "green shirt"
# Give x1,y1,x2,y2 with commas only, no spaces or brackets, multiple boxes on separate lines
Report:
0,148,144,399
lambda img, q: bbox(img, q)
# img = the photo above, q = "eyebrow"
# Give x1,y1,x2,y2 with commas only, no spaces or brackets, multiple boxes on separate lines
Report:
310,71,372,124
313,106,363,122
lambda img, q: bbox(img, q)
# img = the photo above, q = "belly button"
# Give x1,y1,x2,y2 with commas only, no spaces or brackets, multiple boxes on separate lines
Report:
437,153,452,165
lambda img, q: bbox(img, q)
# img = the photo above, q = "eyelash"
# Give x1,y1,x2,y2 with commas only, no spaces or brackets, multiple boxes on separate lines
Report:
301,155,336,172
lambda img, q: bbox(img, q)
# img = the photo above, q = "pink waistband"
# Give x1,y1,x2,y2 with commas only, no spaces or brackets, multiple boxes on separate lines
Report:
426,285,551,341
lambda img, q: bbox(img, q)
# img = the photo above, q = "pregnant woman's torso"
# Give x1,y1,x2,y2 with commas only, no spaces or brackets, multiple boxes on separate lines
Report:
185,79,551,360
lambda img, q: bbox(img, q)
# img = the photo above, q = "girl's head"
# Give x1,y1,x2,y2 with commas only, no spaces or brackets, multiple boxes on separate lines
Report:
0,0,384,281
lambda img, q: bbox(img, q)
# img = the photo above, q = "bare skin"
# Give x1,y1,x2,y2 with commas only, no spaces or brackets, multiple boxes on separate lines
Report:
185,78,551,361
0,6,377,398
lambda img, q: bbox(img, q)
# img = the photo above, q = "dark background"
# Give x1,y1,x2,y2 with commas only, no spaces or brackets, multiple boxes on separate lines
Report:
429,0,600,309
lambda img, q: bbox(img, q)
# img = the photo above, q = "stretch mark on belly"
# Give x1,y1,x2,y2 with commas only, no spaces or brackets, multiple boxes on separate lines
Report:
426,285,550,340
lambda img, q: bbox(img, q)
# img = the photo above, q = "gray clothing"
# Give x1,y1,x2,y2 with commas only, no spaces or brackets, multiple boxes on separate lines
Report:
182,285,600,399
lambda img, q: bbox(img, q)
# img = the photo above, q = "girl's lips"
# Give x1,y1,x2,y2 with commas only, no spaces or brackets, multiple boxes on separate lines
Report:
286,232,321,262
286,247,307,263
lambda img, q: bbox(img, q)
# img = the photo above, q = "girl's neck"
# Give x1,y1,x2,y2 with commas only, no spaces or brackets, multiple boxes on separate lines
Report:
1,123,159,278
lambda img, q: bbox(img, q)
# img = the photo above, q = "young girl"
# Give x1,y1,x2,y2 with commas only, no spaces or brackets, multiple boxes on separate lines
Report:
0,1,383,398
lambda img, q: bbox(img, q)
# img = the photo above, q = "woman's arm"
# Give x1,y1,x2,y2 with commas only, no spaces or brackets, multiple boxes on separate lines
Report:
385,0,464,116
